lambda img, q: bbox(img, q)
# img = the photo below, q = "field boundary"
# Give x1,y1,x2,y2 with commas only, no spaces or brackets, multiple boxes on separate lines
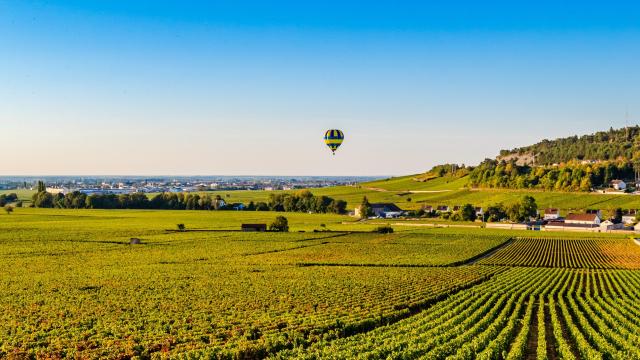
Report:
455,237,515,265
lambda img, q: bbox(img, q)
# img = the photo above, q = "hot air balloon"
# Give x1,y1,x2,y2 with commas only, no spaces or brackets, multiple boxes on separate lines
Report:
324,129,344,155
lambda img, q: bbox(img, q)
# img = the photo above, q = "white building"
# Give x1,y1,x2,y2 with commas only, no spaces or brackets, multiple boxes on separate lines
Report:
610,180,626,191
543,208,560,220
565,213,601,225
622,210,637,224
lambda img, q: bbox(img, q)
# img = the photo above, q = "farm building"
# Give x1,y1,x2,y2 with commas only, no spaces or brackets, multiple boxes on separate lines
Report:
565,213,601,225
599,220,624,231
436,205,450,213
622,210,637,224
475,207,484,218
354,203,404,218
241,224,267,232
422,205,434,212
610,180,626,190
543,208,560,220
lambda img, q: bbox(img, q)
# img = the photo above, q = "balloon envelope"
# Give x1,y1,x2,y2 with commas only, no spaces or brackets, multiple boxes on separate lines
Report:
324,129,344,154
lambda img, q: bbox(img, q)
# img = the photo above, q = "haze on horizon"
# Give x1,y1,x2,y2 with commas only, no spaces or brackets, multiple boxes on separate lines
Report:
2,1,639,176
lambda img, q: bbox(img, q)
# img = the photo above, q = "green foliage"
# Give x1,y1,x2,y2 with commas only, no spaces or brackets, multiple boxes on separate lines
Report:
501,125,640,165
374,225,393,234
269,216,289,232
359,196,373,219
176,223,185,231
469,159,634,192
4,205,13,214
0,193,18,207
460,204,477,222
267,190,346,214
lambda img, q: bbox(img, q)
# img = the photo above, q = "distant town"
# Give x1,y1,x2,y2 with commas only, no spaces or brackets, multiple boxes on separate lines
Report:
0,176,380,195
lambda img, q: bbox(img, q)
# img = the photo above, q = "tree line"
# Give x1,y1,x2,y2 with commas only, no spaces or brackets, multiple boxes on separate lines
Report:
468,159,634,192
30,186,347,214
499,126,640,165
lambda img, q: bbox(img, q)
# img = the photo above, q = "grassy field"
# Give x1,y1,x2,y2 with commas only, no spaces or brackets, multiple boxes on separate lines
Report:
1,208,639,358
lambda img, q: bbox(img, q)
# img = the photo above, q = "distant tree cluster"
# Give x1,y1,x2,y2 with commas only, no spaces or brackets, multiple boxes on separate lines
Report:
468,159,634,192
0,193,18,207
267,190,347,214
500,126,640,165
30,187,347,214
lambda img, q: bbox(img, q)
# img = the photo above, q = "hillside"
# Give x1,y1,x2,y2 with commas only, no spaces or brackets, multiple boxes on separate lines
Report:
499,126,640,165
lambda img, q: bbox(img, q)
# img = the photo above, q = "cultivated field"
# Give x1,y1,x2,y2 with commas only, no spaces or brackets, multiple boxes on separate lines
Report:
1,208,640,359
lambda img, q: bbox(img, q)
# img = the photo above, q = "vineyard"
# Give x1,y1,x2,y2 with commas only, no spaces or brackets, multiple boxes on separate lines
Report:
275,267,640,359
477,237,640,269
2,209,640,358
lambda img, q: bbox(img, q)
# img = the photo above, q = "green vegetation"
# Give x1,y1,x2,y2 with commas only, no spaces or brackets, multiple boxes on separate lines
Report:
0,209,503,358
1,208,639,358
501,125,640,165
468,158,633,192
277,267,640,359
269,215,289,232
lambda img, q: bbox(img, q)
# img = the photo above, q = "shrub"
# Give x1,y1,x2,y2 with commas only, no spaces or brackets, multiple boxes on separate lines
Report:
375,226,394,234
177,224,185,232
269,216,289,232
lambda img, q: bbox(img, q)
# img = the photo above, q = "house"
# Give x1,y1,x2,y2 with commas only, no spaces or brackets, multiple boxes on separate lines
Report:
241,224,267,232
475,207,484,218
452,205,461,212
422,205,434,212
543,208,560,220
610,180,626,191
354,203,404,218
622,210,637,224
371,203,404,218
565,213,601,225
599,220,624,231
545,220,601,232
436,205,450,213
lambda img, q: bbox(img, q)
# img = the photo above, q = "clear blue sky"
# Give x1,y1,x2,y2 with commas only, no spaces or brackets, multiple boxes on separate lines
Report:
2,1,639,175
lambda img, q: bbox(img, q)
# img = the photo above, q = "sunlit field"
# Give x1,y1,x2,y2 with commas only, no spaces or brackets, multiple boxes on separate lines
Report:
1,208,639,358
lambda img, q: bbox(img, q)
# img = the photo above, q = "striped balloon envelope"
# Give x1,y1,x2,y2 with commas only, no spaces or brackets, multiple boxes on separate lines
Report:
324,129,344,155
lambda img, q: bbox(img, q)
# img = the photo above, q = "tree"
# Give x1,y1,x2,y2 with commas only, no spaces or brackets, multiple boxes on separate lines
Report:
269,216,289,232
460,204,477,221
519,195,538,221
485,204,506,222
177,224,185,232
612,208,623,224
359,196,373,219
4,205,13,215
32,191,54,208
37,180,46,192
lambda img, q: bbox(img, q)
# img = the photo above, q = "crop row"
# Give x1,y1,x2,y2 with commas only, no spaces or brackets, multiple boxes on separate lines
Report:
478,237,640,269
271,268,640,359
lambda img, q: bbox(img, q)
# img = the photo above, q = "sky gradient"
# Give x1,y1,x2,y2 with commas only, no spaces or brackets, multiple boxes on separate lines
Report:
2,1,639,175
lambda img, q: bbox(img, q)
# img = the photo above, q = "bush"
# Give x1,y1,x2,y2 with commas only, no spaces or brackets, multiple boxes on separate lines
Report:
177,224,185,232
4,205,13,215
269,216,289,232
375,226,394,234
